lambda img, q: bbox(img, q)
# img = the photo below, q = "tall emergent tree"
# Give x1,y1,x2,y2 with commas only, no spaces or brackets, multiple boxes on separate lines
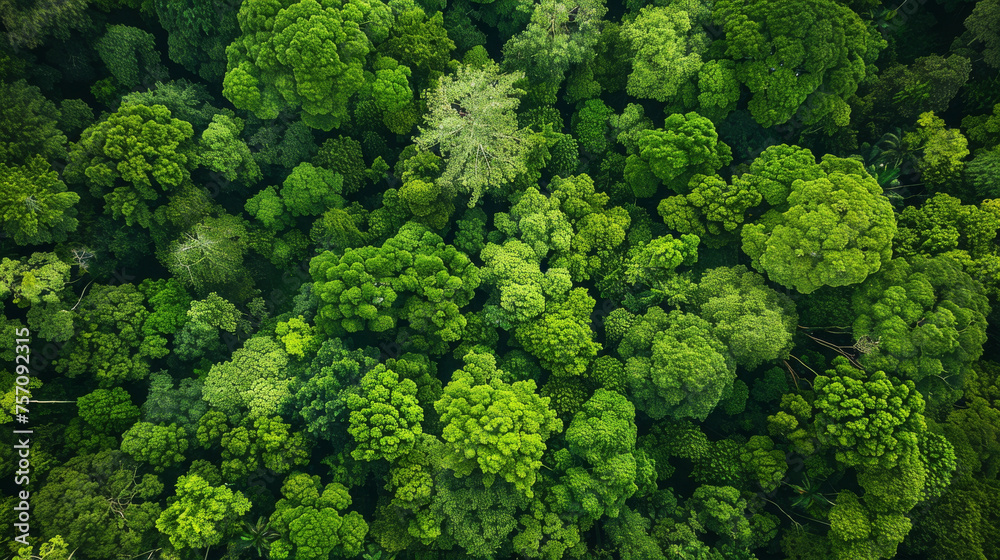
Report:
415,62,531,206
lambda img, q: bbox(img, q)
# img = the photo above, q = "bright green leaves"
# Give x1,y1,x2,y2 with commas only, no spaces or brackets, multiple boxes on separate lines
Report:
904,111,970,195
368,56,417,134
616,307,735,421
269,474,368,560
198,114,262,183
311,222,480,346
0,252,71,309
202,335,291,420
56,283,169,387
0,156,79,245
497,174,630,282
696,59,740,121
735,143,825,207
120,422,189,472
515,287,601,377
827,490,911,560
156,474,251,550
894,193,1000,299
658,173,761,246
812,357,926,470
501,0,607,86
624,112,732,197
224,0,372,130
621,6,705,105
435,356,563,498
165,214,250,291
694,265,798,370
713,0,884,128
415,62,530,206
623,233,699,290
558,389,640,522
851,254,990,407
347,363,424,462
741,155,896,294
64,103,197,229
280,162,346,218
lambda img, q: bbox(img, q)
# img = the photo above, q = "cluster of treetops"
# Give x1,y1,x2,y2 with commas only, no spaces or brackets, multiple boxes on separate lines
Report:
1,0,1000,559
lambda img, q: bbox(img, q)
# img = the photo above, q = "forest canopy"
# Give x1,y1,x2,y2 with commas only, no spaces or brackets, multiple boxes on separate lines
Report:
1,1,999,560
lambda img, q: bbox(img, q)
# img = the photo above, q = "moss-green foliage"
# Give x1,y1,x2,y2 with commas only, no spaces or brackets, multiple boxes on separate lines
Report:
435,356,563,498
742,155,897,294
223,0,373,130
10,3,1000,560
852,254,990,407
65,103,198,229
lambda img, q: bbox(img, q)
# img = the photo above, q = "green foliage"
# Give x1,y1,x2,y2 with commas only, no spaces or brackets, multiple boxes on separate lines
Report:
165,213,249,291
658,173,760,245
0,156,78,246
311,221,480,345
497,174,630,282
812,357,926,470
0,0,91,49
962,102,1000,150
382,7,455,86
4,3,998,558
0,80,66,165
154,0,240,81
290,338,379,443
224,0,372,129
198,113,262,183
312,135,369,194
432,473,529,557
851,254,990,407
589,355,626,393
142,371,207,431
218,415,311,478
415,62,530,206
624,112,732,196
203,335,291,421
697,59,740,121
693,265,798,369
741,155,897,294
174,292,241,361
572,99,614,155
347,363,424,461
903,111,970,196
96,25,166,88
713,0,884,128
0,252,71,342
965,0,1000,68
120,422,189,472
119,80,225,129
502,0,606,86
435,357,563,498
34,451,162,560
894,193,1000,299
621,6,705,106
269,473,369,560
558,389,640,522
156,474,251,550
65,103,197,229
618,307,735,421
280,162,346,218
56,283,168,386
77,387,139,434
515,287,602,377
